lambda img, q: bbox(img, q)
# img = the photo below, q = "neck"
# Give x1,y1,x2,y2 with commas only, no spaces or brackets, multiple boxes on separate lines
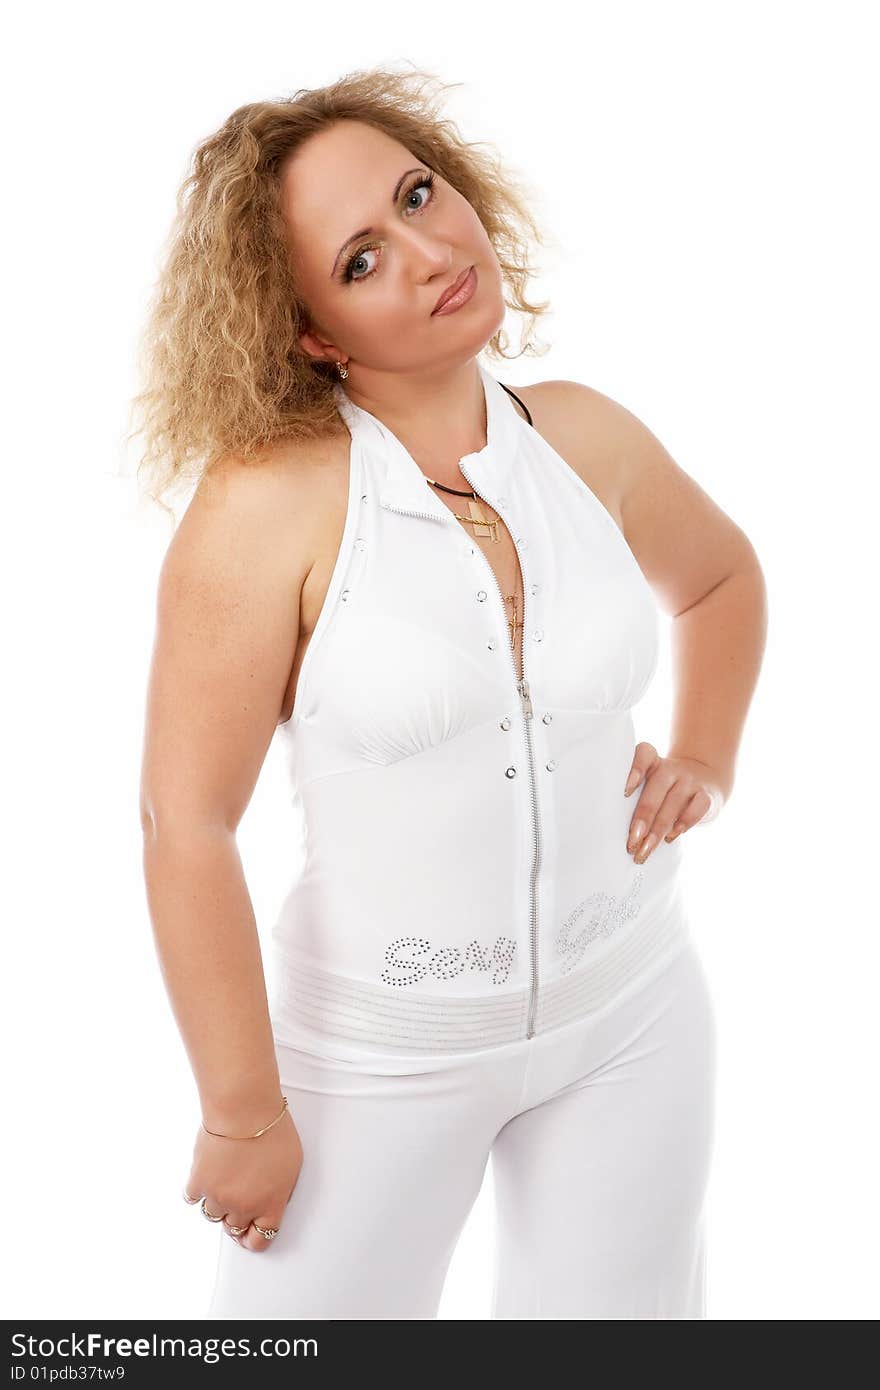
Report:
338,361,487,483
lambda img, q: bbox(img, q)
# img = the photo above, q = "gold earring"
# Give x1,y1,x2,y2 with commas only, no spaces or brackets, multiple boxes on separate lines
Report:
335,360,349,380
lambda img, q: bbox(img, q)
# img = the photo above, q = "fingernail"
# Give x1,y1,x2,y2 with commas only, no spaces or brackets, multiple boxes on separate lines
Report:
629,820,646,848
624,770,639,795
635,832,657,863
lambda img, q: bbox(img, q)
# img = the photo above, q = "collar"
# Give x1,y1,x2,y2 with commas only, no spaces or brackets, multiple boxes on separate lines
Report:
332,364,522,521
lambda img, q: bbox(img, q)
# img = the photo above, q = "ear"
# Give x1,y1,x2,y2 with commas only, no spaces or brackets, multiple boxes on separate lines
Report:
298,326,342,365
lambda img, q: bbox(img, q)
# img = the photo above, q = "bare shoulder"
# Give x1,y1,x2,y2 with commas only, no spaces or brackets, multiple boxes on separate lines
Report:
141,425,354,827
505,378,637,529
150,427,350,750
166,426,349,596
517,379,759,613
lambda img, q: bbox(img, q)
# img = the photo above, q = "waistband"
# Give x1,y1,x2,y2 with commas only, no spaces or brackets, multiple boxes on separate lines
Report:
269,896,691,1055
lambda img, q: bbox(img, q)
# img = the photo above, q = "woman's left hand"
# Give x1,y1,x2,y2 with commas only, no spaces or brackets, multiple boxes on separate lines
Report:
624,742,727,863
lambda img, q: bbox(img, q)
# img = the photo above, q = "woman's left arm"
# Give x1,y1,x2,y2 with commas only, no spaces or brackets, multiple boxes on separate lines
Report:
545,380,769,863
616,392,768,859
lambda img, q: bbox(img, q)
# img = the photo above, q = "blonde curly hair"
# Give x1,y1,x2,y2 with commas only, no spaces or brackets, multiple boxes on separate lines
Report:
126,64,553,515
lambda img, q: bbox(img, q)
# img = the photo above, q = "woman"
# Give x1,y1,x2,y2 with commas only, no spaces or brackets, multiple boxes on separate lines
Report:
133,67,767,1319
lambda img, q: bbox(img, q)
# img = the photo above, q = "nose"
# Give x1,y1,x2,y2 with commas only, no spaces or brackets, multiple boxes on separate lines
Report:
396,222,453,279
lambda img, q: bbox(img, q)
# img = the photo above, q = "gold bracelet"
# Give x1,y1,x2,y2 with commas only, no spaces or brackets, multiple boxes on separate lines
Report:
202,1095,288,1139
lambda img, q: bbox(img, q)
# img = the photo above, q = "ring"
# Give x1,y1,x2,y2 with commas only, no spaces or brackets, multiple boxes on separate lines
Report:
252,1221,279,1241
200,1197,225,1222
225,1223,249,1236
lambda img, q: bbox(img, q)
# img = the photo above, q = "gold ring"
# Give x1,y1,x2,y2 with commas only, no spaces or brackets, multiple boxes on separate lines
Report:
200,1197,225,1222
252,1221,279,1241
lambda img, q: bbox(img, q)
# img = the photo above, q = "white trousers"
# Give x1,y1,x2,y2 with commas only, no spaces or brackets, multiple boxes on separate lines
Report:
207,937,716,1320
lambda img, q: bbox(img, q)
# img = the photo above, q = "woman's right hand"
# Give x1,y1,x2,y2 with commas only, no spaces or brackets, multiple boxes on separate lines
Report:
185,1106,304,1253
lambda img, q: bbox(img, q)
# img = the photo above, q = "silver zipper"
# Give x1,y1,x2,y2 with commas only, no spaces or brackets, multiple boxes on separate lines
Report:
380,507,446,523
514,674,542,1037
384,471,545,1041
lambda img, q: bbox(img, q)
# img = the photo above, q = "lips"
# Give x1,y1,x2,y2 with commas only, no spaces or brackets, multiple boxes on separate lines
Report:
432,265,473,314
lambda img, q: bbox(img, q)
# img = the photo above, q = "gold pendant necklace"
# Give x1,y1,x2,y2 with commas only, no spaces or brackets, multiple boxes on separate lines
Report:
504,590,522,647
424,475,502,543
457,497,499,542
425,476,520,652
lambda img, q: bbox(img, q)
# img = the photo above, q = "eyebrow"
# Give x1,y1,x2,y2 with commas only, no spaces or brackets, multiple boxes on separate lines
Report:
330,167,427,278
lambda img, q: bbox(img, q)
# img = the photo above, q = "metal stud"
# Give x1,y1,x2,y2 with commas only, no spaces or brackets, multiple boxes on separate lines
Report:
530,583,539,595
476,589,487,601
341,589,350,601
500,717,511,730
489,938,517,984
546,759,557,771
381,935,517,988
555,871,646,973
488,640,496,651
505,766,517,778
381,935,431,987
533,629,544,642
429,947,465,980
542,712,552,724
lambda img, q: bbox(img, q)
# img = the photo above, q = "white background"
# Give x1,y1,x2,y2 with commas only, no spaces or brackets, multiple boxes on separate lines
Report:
3,0,877,1321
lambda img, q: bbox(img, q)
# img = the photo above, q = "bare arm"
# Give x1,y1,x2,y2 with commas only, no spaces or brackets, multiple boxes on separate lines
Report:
535,379,767,820
139,450,312,1134
609,396,768,801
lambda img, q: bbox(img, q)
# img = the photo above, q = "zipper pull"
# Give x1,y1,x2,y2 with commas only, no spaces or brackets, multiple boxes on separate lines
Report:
517,677,533,718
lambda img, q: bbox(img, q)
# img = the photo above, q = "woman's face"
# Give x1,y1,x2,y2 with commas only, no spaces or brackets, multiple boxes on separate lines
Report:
281,119,505,375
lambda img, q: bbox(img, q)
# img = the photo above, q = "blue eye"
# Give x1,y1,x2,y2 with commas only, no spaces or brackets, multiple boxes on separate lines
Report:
341,172,437,284
404,180,433,212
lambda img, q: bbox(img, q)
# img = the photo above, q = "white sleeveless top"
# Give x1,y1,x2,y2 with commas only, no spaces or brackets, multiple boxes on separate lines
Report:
267,363,691,1056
